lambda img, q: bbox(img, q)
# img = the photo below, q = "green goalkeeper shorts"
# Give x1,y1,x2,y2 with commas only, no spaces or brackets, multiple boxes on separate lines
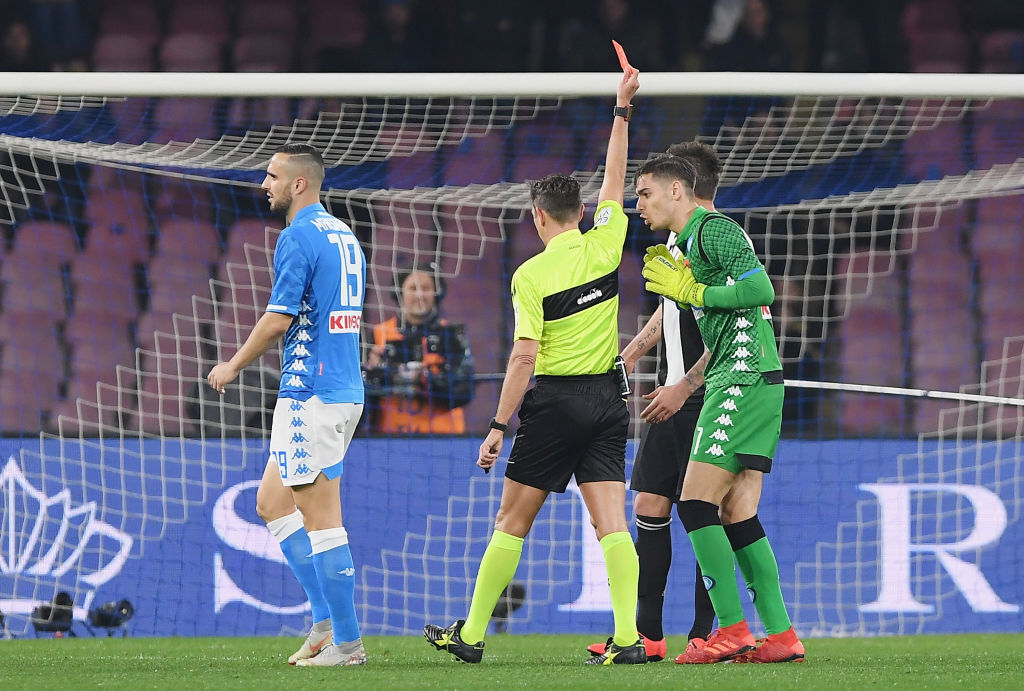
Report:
691,376,784,474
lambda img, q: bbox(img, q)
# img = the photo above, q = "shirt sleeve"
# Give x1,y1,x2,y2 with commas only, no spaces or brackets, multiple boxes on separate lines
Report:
588,199,628,252
511,266,543,341
703,217,764,282
267,230,312,315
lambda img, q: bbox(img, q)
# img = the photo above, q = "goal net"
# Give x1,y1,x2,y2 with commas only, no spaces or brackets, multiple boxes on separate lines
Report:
0,72,1021,638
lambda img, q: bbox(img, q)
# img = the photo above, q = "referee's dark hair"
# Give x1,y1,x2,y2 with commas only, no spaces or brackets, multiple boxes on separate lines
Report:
666,140,721,200
529,174,582,224
275,143,325,186
634,154,697,198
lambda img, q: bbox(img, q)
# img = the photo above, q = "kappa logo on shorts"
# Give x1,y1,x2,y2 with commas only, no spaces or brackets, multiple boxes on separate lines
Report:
730,361,752,372
286,375,304,386
292,448,310,459
732,346,751,359
289,401,305,412
736,316,752,328
337,568,356,577
706,443,725,457
290,417,306,428
710,429,730,442
714,414,734,426
290,433,307,443
732,332,751,344
718,399,738,411
725,385,743,397
294,463,312,475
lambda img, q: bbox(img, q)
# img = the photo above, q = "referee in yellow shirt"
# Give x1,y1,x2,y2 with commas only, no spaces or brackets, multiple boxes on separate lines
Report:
424,67,645,665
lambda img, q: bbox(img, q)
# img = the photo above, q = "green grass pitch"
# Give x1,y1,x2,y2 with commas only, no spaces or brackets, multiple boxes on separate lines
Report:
3,633,1022,690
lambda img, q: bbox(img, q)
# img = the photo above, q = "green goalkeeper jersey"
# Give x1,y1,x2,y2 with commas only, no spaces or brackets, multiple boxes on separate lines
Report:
674,206,782,389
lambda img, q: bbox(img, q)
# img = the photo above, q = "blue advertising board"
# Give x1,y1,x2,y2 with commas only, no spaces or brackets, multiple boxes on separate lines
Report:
1,436,1021,638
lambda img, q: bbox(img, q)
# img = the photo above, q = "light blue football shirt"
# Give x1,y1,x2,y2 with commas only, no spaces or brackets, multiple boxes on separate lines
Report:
266,202,365,404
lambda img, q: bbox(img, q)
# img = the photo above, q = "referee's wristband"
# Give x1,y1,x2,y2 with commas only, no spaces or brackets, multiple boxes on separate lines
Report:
613,104,632,122
489,418,508,432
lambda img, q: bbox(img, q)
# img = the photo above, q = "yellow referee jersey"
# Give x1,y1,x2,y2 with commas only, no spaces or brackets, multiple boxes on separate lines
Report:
511,200,628,376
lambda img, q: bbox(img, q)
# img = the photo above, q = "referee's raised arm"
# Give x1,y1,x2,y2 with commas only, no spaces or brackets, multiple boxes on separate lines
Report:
598,67,640,206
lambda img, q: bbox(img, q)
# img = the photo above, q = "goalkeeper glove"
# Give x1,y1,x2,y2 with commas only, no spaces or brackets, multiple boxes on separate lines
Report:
641,245,707,308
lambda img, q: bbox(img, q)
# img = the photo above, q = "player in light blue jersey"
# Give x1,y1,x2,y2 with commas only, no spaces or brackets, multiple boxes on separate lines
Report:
207,143,367,667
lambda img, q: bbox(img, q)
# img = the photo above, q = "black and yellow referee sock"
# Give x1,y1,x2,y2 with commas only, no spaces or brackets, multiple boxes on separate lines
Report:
725,515,792,635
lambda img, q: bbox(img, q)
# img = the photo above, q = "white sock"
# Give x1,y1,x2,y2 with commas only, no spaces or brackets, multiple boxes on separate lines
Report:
308,527,349,554
266,510,304,542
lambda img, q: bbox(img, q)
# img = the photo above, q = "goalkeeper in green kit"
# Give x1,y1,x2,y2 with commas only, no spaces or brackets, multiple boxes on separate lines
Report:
636,153,804,664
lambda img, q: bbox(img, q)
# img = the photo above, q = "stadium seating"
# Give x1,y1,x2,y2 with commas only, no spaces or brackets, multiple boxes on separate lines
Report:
159,33,224,72
93,33,155,71
97,1,161,48
237,1,299,39
167,0,231,42
443,130,508,186
834,252,908,435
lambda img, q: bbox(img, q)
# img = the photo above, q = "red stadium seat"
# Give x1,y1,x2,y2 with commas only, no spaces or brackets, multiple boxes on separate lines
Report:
9,220,78,269
98,1,161,47
232,35,294,72
149,97,221,145
159,33,224,72
238,2,299,38
1,261,69,317
93,33,155,72
443,130,508,186
167,0,230,42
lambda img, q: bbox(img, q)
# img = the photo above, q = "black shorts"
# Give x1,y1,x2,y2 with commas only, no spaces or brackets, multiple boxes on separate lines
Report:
505,373,629,493
629,406,700,500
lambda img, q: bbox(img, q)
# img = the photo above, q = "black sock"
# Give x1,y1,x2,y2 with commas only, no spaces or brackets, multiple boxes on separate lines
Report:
689,560,716,640
634,514,672,640
677,502,717,640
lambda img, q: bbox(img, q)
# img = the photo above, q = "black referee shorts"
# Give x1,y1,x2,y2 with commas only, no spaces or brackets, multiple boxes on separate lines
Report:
505,373,628,493
629,405,701,500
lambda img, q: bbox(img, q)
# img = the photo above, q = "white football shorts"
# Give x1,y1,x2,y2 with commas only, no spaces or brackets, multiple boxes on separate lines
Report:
269,395,362,487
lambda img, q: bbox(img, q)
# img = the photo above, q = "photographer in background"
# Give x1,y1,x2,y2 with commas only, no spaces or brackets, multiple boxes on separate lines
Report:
364,263,474,435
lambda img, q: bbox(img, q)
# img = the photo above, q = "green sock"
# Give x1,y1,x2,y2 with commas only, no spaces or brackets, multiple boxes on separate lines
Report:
687,525,745,627
600,531,640,647
461,530,523,645
734,537,792,635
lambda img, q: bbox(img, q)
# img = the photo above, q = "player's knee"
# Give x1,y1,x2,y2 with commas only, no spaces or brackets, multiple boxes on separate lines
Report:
676,499,721,533
634,491,671,517
255,487,293,523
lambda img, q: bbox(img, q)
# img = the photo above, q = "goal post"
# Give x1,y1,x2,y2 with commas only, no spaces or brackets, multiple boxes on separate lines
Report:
0,71,1022,638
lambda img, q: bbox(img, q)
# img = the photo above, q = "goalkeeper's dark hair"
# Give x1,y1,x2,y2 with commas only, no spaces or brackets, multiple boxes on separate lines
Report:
633,154,697,195
666,140,721,200
275,143,325,186
529,174,582,224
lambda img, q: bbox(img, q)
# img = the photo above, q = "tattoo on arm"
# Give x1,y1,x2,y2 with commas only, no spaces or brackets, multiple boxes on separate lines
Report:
683,348,711,393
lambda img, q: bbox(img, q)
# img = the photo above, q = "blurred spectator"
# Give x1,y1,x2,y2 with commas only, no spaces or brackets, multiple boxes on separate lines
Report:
364,264,475,435
704,0,791,72
813,0,907,72
557,0,666,71
0,18,47,71
361,0,433,72
453,3,535,71
29,0,87,70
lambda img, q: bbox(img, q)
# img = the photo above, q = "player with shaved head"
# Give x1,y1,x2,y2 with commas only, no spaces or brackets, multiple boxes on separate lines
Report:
208,143,368,667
